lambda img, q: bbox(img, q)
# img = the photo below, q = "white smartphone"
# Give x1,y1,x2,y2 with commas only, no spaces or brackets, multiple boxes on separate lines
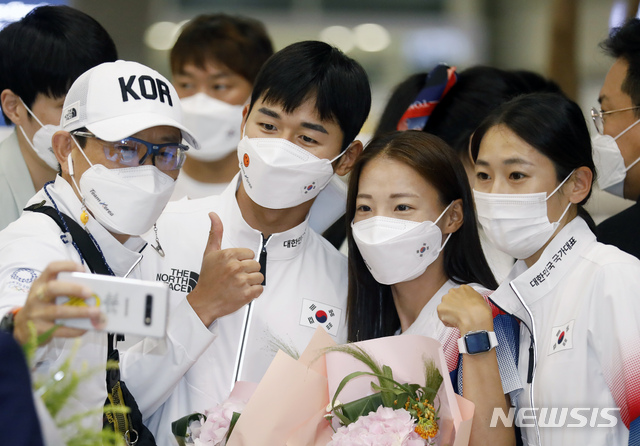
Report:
55,272,169,338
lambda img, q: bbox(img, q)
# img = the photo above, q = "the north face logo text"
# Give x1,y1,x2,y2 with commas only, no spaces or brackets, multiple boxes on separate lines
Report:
64,108,76,121
156,268,199,292
118,75,173,106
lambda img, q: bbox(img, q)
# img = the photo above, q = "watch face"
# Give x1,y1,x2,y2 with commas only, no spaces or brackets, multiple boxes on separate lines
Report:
465,332,491,354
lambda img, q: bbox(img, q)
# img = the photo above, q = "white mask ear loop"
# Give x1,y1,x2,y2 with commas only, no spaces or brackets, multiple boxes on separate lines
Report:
16,125,36,149
625,156,640,172
612,119,640,173
16,98,44,150
546,169,576,201
67,136,93,226
546,169,576,225
553,200,573,226
68,152,83,198
613,118,640,141
434,201,455,253
18,97,45,128
329,143,352,164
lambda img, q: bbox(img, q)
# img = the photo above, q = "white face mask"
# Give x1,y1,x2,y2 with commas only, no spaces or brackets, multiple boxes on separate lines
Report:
473,172,574,260
180,93,244,162
68,138,176,236
351,203,453,285
592,118,640,197
237,132,344,209
17,98,61,170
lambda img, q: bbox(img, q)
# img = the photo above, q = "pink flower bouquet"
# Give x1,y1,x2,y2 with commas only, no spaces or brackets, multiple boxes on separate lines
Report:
174,328,473,446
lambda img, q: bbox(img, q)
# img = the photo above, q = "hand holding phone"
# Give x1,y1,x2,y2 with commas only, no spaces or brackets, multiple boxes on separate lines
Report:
12,261,101,346
56,272,169,338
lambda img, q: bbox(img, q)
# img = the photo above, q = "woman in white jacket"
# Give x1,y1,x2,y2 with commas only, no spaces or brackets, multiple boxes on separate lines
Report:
346,130,520,445
467,92,640,446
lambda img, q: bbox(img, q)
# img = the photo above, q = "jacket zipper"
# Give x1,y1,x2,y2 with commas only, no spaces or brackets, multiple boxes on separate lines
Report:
258,233,271,286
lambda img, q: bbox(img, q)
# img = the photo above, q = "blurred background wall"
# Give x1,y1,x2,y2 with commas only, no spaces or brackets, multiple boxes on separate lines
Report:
0,0,636,217
0,0,626,127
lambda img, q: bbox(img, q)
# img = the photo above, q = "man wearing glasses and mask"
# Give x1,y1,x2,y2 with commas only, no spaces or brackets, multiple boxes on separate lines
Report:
0,61,247,444
592,18,640,259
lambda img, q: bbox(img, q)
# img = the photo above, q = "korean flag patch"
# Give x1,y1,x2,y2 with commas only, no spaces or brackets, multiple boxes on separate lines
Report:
548,319,574,356
299,299,342,337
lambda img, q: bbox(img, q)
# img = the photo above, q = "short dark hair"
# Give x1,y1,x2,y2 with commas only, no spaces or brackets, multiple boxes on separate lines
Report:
248,40,371,150
170,13,273,84
470,92,596,229
0,5,117,125
602,18,640,112
346,130,498,342
375,66,560,159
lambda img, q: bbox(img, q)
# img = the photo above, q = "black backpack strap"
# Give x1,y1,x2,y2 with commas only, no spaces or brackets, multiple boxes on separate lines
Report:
24,201,157,445
24,201,112,276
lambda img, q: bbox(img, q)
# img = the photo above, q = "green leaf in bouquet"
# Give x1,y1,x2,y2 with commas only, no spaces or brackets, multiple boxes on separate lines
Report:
380,365,395,388
421,358,444,404
21,321,59,369
324,343,445,435
171,412,207,446
330,369,415,422
337,392,383,424
225,411,242,442
324,344,384,377
268,335,300,360
36,341,85,418
65,427,126,446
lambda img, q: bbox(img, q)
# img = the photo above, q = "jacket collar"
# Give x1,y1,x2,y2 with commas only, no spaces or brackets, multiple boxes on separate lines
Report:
33,176,146,277
220,175,311,261
489,217,596,328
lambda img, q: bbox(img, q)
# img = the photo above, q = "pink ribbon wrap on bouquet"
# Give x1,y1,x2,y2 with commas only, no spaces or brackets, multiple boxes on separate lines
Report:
226,328,474,446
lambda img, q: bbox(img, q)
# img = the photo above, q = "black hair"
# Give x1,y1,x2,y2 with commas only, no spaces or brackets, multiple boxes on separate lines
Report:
602,18,640,113
248,40,371,150
0,5,117,125
171,13,273,84
346,131,498,342
470,92,597,231
374,66,561,160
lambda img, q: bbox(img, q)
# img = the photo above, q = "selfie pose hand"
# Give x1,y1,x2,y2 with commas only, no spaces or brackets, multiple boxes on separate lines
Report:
13,261,104,345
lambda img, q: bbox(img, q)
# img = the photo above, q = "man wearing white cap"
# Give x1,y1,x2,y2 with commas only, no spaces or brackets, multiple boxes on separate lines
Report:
0,60,254,444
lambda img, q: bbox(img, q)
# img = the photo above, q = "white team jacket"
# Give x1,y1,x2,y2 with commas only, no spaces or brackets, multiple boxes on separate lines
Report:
0,176,216,437
0,130,37,231
145,175,348,445
489,217,640,446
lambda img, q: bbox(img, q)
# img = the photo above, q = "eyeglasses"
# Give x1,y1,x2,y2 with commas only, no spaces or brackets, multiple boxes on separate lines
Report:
590,106,640,135
71,131,188,171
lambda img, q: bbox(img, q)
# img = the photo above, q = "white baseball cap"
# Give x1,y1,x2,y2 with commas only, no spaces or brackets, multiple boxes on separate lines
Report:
61,60,199,149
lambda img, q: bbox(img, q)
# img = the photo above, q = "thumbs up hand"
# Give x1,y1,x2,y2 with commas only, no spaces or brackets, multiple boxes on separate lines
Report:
187,212,264,326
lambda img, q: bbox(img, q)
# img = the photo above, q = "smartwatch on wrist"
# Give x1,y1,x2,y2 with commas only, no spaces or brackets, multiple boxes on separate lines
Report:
458,330,498,355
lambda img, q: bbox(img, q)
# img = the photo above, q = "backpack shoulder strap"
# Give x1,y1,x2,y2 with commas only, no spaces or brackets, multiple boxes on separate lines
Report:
24,201,112,276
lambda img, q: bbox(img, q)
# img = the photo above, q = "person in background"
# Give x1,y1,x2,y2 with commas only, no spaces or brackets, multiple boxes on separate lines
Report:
346,130,519,446
593,18,640,259
470,92,640,445
367,64,561,283
169,13,273,200
0,5,117,230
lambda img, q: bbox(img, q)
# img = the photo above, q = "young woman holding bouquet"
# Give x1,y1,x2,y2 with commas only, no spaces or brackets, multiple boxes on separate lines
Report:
346,130,519,445
465,92,640,445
